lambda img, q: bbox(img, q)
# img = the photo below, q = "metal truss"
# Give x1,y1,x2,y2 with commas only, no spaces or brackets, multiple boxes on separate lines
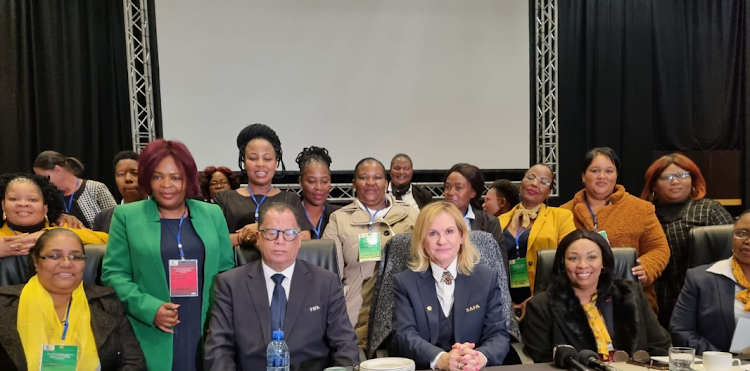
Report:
124,0,156,152
535,0,559,196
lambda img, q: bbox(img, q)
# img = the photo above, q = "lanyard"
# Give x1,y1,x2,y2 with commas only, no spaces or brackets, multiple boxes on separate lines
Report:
61,178,80,214
61,299,72,342
248,185,273,220
363,202,385,231
303,202,325,239
162,209,187,260
585,200,610,232
515,224,525,253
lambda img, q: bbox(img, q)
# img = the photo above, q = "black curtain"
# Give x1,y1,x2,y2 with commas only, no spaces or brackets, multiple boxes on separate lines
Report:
0,1,131,194
557,0,750,204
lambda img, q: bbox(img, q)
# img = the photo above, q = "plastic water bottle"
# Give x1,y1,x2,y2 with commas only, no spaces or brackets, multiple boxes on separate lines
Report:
266,330,290,371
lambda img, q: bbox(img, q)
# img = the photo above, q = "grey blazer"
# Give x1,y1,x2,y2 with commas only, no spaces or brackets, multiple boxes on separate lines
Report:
670,263,738,353
204,259,359,371
93,206,116,233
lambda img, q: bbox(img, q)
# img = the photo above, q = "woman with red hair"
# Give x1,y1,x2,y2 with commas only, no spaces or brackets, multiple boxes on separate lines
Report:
641,153,733,328
102,139,235,371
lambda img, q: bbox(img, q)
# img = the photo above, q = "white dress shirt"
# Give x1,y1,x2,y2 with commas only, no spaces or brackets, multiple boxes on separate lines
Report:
431,259,458,317
463,205,475,231
387,182,420,210
707,258,750,321
262,260,296,304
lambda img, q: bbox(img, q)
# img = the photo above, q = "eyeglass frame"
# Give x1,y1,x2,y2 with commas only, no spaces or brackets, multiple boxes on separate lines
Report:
209,180,230,187
39,254,87,262
523,173,552,187
258,228,301,242
733,229,750,241
657,172,691,182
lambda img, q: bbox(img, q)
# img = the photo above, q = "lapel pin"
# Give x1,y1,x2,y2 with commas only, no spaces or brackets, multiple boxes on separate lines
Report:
427,306,432,311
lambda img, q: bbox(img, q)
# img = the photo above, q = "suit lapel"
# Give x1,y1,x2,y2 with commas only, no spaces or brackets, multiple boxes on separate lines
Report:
246,263,271,344
527,205,547,247
186,200,218,288
89,302,117,349
716,274,737,336
453,273,471,342
283,261,309,338
417,269,440,343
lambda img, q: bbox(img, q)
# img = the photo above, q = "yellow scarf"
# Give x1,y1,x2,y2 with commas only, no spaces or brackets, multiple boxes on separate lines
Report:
582,294,613,360
731,256,750,312
507,204,542,232
17,276,100,370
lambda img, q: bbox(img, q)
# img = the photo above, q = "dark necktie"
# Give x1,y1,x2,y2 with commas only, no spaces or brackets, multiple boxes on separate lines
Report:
270,274,287,331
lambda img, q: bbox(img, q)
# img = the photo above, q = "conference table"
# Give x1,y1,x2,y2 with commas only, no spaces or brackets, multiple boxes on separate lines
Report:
417,362,661,371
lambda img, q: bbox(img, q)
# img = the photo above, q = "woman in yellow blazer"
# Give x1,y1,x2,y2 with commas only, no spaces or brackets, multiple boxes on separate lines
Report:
499,164,575,320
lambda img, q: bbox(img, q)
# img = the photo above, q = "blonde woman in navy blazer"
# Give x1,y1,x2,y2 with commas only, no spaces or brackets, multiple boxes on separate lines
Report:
391,202,509,371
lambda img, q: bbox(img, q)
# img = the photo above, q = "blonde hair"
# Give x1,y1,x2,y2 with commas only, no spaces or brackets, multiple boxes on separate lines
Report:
408,201,480,275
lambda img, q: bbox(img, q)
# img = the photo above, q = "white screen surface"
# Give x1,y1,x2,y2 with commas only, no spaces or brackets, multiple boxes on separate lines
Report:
156,0,530,171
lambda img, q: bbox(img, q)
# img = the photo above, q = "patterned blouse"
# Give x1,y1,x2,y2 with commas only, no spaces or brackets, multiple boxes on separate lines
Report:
654,198,733,327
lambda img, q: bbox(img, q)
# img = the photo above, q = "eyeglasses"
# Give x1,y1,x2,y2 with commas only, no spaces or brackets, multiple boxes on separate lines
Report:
210,180,229,187
658,172,691,182
524,173,552,187
259,229,300,242
40,254,87,262
733,229,750,240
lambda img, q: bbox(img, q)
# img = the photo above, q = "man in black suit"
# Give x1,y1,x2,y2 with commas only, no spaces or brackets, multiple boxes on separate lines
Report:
204,203,359,371
93,151,147,232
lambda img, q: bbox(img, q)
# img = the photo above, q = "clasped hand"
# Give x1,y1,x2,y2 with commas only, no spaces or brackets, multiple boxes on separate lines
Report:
154,302,180,333
631,259,648,286
0,231,44,258
437,342,486,371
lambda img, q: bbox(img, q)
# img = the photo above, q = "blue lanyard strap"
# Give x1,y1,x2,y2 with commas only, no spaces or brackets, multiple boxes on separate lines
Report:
585,200,610,232
162,209,187,260
248,185,273,220
303,203,325,239
515,223,524,251
61,178,80,214
363,202,385,231
61,299,72,341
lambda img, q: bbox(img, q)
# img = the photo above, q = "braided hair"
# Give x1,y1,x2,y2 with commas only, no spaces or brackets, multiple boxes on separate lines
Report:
0,173,65,227
236,123,285,178
295,146,332,173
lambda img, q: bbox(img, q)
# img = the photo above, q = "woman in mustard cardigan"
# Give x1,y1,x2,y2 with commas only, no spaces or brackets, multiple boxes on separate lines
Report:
499,164,576,320
560,147,670,312
102,140,234,371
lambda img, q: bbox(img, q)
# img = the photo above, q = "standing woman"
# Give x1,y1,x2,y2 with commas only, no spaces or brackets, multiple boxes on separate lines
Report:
296,146,341,239
388,153,432,210
322,157,419,347
641,153,734,328
560,147,670,312
443,163,508,270
213,124,312,246
101,139,235,371
33,150,117,229
499,164,576,318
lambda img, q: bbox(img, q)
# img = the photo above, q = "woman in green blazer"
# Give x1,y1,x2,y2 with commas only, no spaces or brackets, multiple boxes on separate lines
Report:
102,140,235,371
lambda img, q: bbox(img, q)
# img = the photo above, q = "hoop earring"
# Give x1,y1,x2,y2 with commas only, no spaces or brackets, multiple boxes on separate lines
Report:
691,186,696,195
2,211,5,221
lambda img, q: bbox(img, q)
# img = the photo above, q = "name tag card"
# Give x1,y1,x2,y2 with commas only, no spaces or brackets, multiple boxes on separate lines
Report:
509,258,530,288
169,259,199,297
598,230,610,244
40,344,78,371
358,232,381,262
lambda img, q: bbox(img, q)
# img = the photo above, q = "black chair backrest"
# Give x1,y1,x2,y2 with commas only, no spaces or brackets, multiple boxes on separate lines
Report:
82,244,106,285
0,243,106,286
534,247,638,293
233,239,340,279
690,225,734,268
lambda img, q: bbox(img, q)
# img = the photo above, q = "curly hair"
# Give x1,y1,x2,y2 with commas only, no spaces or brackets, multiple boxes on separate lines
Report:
295,146,332,173
236,123,285,178
0,173,65,227
200,166,241,200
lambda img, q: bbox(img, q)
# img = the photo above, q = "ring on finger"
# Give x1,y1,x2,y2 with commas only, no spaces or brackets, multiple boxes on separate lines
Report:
457,362,463,371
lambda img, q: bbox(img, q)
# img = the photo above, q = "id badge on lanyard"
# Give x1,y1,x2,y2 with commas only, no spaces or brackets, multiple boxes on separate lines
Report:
169,259,200,297
40,301,78,370
509,258,530,288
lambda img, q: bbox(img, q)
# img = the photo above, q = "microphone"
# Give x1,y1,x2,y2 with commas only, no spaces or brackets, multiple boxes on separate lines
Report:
553,345,592,371
579,349,624,371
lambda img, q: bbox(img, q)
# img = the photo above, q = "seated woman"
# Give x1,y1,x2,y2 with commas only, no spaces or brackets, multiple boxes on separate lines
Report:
388,153,432,210
322,157,419,347
560,147,670,312
670,211,750,354
444,163,507,270
640,153,734,328
499,164,575,318
214,123,312,246
199,166,240,203
0,228,144,370
391,201,509,370
33,150,118,229
523,229,671,362
483,179,518,217
296,146,341,239
1,173,109,285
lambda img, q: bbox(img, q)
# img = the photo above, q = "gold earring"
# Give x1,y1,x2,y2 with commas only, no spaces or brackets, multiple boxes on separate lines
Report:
2,212,5,221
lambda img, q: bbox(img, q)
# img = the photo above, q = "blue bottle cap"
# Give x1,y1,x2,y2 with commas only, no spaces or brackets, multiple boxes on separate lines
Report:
272,330,284,340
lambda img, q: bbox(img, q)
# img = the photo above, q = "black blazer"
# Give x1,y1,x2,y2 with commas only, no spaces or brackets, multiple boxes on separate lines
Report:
390,265,510,369
411,185,433,209
93,206,116,233
523,279,671,363
0,284,145,371
470,209,508,274
669,263,737,353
